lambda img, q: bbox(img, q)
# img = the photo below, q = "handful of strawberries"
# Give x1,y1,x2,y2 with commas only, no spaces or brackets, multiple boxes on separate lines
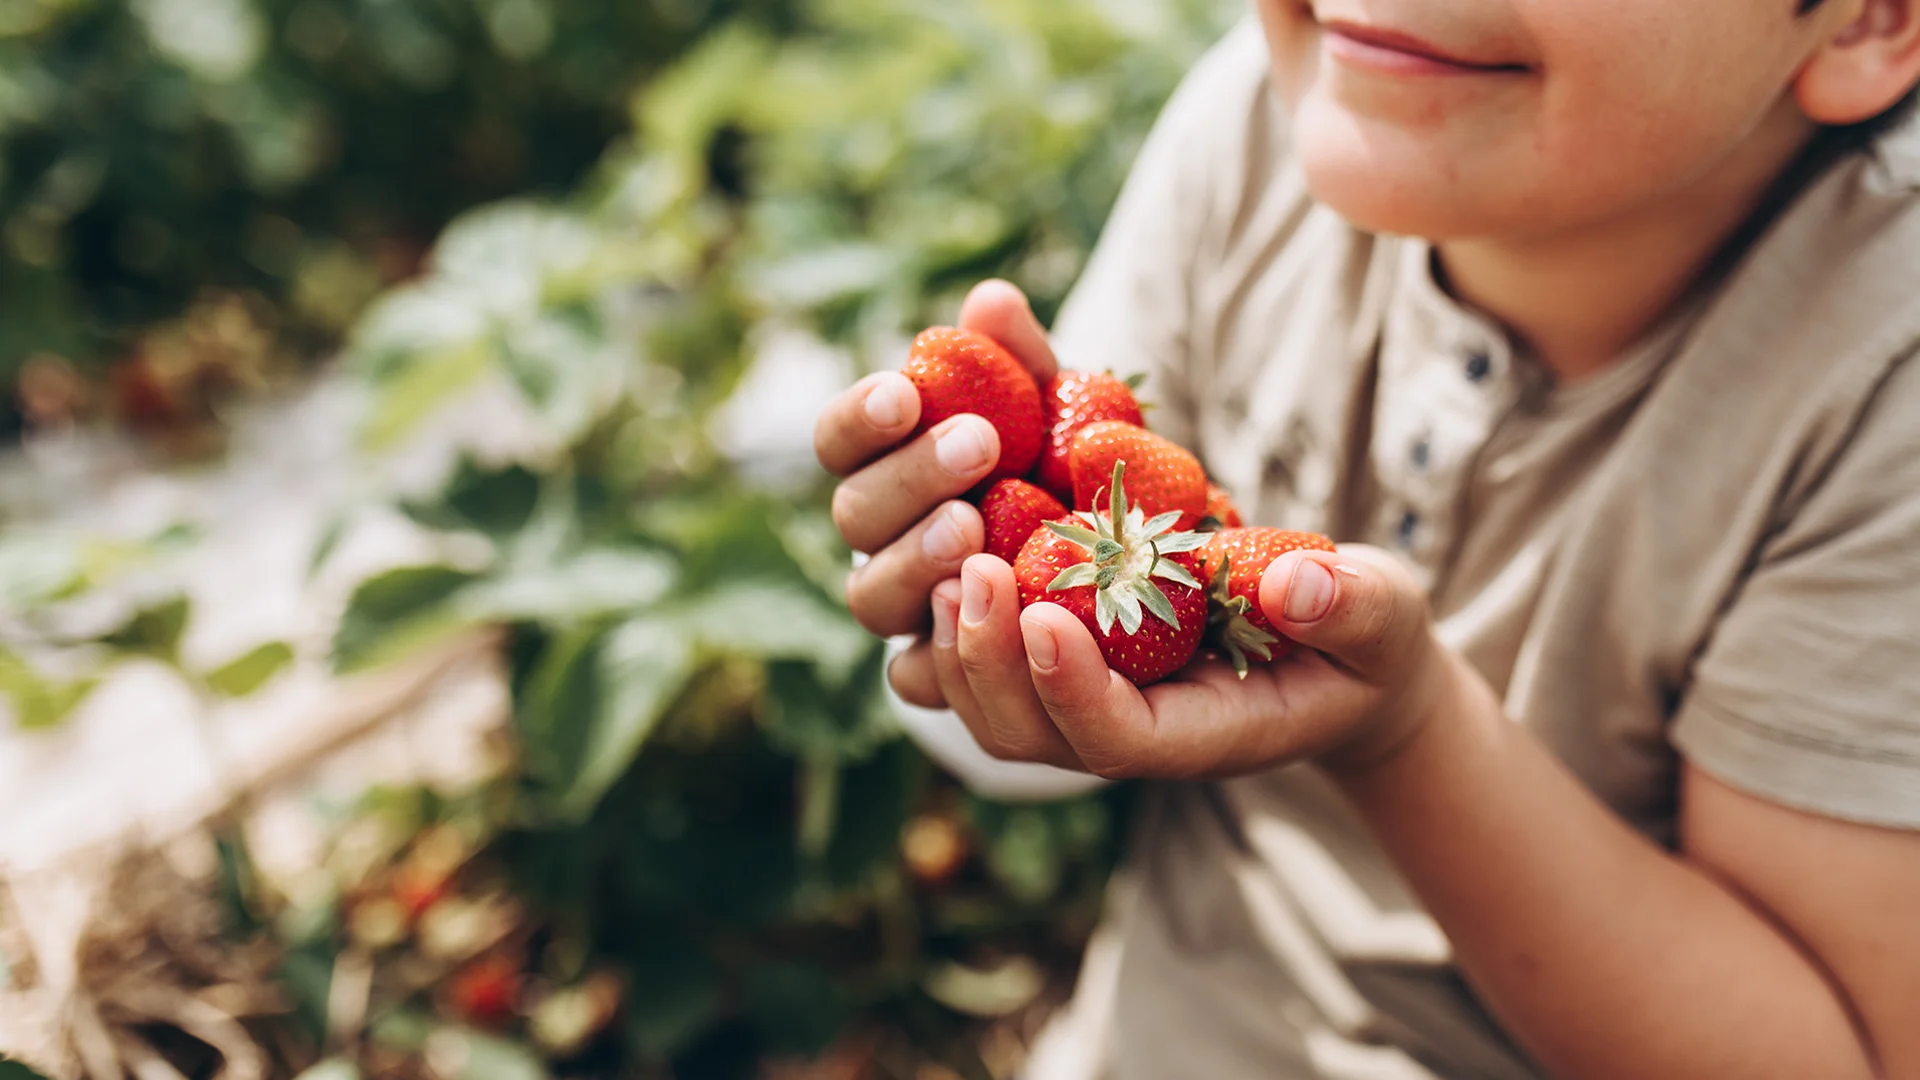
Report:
901,326,1337,687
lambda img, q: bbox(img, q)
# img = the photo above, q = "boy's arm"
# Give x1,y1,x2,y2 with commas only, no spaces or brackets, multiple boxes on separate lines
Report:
1333,664,1913,1080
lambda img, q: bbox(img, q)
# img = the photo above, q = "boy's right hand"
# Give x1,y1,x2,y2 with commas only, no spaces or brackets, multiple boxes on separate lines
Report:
814,280,1059,711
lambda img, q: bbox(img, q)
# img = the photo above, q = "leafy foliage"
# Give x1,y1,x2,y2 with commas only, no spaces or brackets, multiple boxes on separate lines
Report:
297,0,1238,1072
7,0,1236,1073
0,0,789,433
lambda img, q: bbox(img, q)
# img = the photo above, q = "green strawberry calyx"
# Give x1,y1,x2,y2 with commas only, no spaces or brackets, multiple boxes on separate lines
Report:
1204,554,1282,679
1045,460,1206,636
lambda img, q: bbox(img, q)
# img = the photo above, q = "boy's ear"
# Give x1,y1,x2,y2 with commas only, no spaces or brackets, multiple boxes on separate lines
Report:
1795,0,1920,125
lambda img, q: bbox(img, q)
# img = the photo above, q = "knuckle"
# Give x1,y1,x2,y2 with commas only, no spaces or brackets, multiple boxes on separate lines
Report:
830,483,869,551
843,569,885,633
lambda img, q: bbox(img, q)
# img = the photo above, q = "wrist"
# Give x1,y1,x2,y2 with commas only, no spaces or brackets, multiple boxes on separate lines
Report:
1318,636,1466,782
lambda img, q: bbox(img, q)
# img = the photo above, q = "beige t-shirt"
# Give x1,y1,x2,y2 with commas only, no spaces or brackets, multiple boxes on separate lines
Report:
1022,20,1920,1080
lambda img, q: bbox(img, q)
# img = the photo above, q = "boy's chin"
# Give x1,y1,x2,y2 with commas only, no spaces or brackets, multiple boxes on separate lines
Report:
1297,151,1512,242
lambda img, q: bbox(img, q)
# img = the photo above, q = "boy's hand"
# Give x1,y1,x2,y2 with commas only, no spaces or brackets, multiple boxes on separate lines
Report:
815,280,1058,709
928,544,1459,778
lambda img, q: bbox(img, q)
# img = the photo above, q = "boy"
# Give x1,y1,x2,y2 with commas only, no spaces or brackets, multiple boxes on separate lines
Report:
815,1,1920,1077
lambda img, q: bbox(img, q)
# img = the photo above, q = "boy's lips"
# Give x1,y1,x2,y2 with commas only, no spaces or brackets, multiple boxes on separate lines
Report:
1318,19,1529,77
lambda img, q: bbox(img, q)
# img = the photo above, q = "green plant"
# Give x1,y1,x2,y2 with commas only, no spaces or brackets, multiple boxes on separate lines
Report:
0,0,794,433
6,0,1238,1072
309,0,1236,1071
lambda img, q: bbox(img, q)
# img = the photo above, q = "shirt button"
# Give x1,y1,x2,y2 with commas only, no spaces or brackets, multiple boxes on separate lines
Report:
1464,351,1492,383
1409,437,1431,470
1397,509,1420,547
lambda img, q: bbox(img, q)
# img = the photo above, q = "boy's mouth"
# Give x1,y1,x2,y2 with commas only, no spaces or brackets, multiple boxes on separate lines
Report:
1317,19,1531,77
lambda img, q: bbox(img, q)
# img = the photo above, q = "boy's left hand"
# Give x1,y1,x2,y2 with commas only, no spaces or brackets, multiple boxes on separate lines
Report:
921,543,1459,780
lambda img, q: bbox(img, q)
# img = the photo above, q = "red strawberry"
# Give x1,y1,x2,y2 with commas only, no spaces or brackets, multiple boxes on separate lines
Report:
1069,421,1207,529
1202,484,1243,530
1033,370,1145,500
980,479,1068,563
448,954,523,1026
1014,461,1210,686
903,327,1044,483
1198,528,1338,675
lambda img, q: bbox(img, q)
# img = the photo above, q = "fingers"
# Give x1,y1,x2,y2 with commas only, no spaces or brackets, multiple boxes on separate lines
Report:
845,501,983,637
816,372,922,477
1019,602,1163,779
932,559,1084,770
831,414,1000,554
1257,545,1431,683
959,280,1059,383
887,640,947,709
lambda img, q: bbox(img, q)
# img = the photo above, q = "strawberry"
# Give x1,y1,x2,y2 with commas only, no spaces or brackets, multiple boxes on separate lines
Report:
1033,370,1145,500
1202,483,1243,530
448,953,523,1026
903,327,1044,483
1068,421,1208,529
1014,461,1210,686
1198,527,1338,676
980,479,1068,564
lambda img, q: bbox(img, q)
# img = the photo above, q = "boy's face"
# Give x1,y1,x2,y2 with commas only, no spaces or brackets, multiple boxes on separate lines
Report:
1255,0,1838,239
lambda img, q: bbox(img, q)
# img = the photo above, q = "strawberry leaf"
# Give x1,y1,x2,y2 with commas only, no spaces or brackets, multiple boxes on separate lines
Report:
1095,588,1120,635
1133,579,1179,630
1048,564,1100,591
1112,589,1144,635
1152,531,1209,554
1151,559,1203,591
1139,510,1182,536
1046,521,1101,549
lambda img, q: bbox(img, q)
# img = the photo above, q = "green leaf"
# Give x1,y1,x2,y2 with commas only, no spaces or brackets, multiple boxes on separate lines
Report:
401,457,541,538
667,581,871,684
1133,579,1178,630
332,566,479,674
100,596,190,664
461,546,675,626
359,341,494,452
0,537,87,608
306,509,353,581
554,616,696,820
0,1059,52,1080
1044,520,1099,548
1150,558,1202,591
511,624,605,793
201,641,296,697
0,651,97,730
760,649,893,760
1047,563,1099,591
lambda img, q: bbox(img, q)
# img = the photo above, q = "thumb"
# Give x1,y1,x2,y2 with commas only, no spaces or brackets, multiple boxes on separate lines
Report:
959,279,1059,382
1257,545,1430,682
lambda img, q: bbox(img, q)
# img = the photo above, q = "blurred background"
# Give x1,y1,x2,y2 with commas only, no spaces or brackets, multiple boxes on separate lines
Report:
0,0,1236,1076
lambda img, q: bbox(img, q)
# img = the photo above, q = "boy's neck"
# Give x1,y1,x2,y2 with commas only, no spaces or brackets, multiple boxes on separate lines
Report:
1434,101,1820,384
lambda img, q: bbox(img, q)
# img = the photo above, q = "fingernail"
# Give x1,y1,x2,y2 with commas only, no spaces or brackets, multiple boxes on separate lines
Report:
922,506,970,565
960,567,991,625
1021,617,1058,671
935,418,992,475
1284,560,1336,624
932,592,957,648
864,378,906,429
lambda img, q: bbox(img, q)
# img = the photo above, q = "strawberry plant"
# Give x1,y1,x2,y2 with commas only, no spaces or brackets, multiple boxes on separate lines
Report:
5,0,1239,1074
308,1,1237,1070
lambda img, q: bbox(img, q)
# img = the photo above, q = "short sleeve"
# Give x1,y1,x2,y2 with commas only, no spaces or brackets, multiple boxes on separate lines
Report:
1670,355,1920,829
1047,18,1273,451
